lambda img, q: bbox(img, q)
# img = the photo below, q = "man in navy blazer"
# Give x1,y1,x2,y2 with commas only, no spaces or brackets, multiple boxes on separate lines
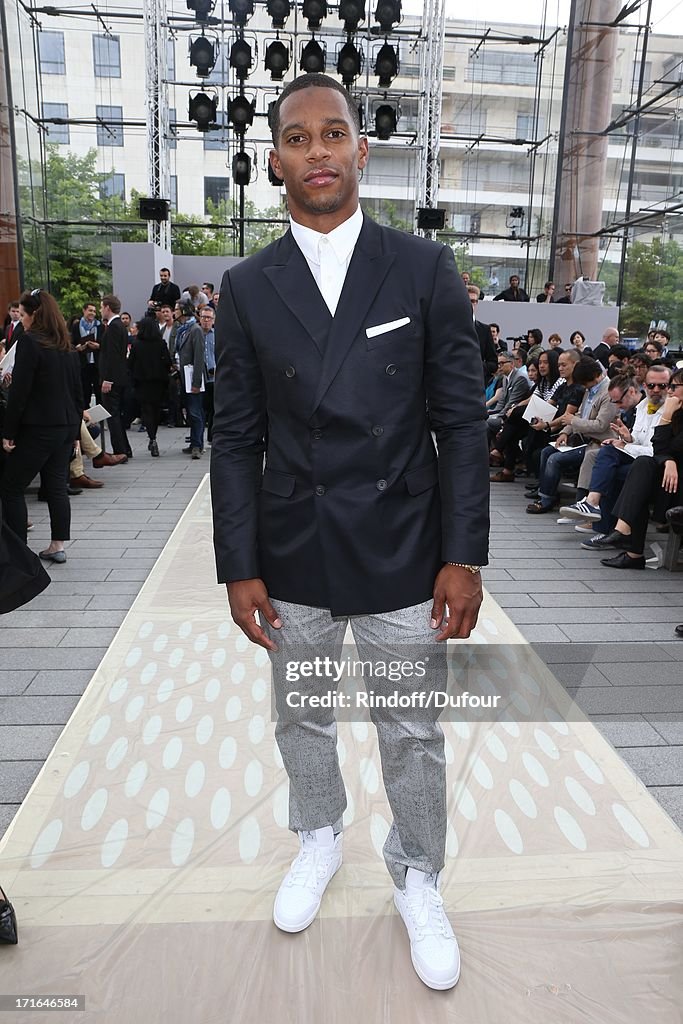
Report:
210,74,489,991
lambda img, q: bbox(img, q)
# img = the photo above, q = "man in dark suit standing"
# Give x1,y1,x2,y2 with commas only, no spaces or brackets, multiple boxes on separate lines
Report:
211,74,489,992
466,284,497,382
99,295,131,459
70,301,102,407
2,302,23,349
148,268,180,312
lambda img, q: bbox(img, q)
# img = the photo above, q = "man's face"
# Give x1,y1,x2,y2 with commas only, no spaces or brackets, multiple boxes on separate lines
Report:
270,87,368,231
497,355,513,376
631,359,648,383
610,385,640,411
160,270,170,284
490,325,498,341
461,272,470,285
100,302,109,320
644,370,671,406
120,313,131,328
558,354,574,379
9,306,20,322
468,292,478,312
199,309,215,333
213,291,220,306
202,284,213,298
564,284,572,296
603,328,619,346
160,306,173,324
83,305,96,322
173,304,182,321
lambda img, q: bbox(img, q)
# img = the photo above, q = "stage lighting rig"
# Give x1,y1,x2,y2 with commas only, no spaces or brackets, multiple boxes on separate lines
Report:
189,91,218,131
302,0,327,30
228,93,256,131
338,0,365,32
373,0,401,32
189,35,218,77
229,37,253,78
228,0,254,26
374,42,398,86
264,40,291,80
374,103,397,139
300,39,326,73
232,151,252,186
187,0,215,23
267,0,291,27
337,41,362,86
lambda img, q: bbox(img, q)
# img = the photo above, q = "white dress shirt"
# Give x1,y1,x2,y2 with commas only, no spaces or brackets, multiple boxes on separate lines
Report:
290,206,363,316
623,397,665,459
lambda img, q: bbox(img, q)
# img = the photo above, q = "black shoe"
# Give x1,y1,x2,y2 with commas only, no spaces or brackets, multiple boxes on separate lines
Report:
588,529,631,550
150,440,159,457
666,506,683,528
526,500,555,514
182,446,192,454
675,623,683,638
600,551,645,570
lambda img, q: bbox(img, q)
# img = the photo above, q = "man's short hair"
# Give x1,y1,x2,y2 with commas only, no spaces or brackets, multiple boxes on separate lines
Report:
102,294,121,314
608,370,638,392
610,344,631,361
270,73,361,145
514,350,528,366
8,301,19,311
159,302,173,311
203,282,214,293
82,301,97,311
574,357,603,386
559,348,580,364
160,267,171,275
466,285,480,299
630,351,651,366
489,323,499,333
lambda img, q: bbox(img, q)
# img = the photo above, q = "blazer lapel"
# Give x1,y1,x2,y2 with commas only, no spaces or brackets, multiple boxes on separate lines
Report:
311,217,395,416
263,231,332,358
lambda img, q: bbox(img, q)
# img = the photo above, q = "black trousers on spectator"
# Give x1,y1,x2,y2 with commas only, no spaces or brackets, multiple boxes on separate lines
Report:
103,385,132,457
613,455,682,554
495,407,530,471
168,373,185,427
204,379,215,443
0,426,75,543
81,363,100,407
135,381,167,442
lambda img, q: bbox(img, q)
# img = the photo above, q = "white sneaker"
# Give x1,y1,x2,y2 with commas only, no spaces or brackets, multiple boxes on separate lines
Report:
394,868,460,990
273,826,342,933
574,521,596,534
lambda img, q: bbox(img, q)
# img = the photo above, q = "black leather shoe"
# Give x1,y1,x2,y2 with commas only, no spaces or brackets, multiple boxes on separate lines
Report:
0,889,18,944
675,623,683,638
587,529,631,550
666,506,683,527
600,551,645,570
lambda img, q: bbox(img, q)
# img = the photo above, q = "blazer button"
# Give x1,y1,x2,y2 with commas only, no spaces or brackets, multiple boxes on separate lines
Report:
315,484,326,496
385,364,397,376
285,366,296,378
376,479,388,491
372,425,384,436
312,428,323,440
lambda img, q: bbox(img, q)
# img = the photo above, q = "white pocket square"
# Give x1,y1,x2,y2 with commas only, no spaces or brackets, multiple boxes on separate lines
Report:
365,317,411,339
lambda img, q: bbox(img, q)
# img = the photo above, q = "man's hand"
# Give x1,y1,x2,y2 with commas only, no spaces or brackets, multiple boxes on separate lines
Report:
227,579,282,651
101,381,112,394
602,438,625,449
430,565,483,641
556,410,574,427
556,433,570,447
191,385,201,394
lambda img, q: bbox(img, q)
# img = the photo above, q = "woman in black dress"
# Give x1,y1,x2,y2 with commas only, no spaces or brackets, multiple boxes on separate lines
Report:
127,317,172,457
0,290,82,564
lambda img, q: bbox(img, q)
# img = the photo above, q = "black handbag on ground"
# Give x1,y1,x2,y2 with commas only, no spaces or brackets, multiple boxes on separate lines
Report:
0,889,18,944
0,514,51,614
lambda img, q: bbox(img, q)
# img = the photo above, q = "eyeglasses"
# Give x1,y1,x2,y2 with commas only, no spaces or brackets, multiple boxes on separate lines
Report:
646,382,668,390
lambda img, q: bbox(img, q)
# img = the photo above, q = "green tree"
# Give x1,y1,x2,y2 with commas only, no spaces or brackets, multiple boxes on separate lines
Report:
619,237,683,341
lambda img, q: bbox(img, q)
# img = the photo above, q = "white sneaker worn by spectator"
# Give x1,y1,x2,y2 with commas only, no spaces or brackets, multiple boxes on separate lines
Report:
273,826,342,933
394,868,460,990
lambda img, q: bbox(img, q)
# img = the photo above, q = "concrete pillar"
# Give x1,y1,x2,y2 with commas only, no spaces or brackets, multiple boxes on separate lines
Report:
551,0,619,287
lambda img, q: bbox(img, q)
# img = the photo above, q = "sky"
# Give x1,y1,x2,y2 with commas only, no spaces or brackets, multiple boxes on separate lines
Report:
402,0,683,37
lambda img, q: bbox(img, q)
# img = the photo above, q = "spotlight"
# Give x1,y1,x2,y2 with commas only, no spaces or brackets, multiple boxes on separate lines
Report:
302,0,327,29
232,151,252,186
337,41,362,86
265,40,290,80
228,0,254,26
187,0,215,22
268,162,284,186
417,208,445,231
228,93,255,130
374,0,401,32
300,39,326,73
374,103,397,139
338,0,365,31
267,99,277,132
267,0,291,27
374,42,398,86
189,92,218,131
229,38,253,78
189,36,217,77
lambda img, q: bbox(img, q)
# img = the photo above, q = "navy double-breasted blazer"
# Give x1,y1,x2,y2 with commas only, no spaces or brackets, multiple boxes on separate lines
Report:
210,214,490,617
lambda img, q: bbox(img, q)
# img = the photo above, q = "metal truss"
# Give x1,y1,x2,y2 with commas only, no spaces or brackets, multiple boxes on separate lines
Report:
414,0,446,237
143,0,170,250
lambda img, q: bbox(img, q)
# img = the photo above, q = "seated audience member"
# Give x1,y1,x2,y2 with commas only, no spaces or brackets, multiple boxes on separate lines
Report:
486,352,532,442
555,283,573,304
548,333,563,350
628,351,651,389
70,418,126,488
526,357,616,513
569,330,587,353
653,329,670,355
536,282,555,303
583,369,683,568
559,365,670,538
644,339,663,361
466,285,497,383
493,275,530,302
526,329,544,361
491,350,563,480
524,349,585,486
608,344,631,364
489,323,506,352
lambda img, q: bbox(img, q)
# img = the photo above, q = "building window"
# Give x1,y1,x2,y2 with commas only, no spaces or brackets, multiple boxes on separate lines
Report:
96,105,124,146
168,108,177,150
93,34,121,78
204,176,229,212
515,113,545,139
42,103,69,144
167,39,176,80
466,52,536,86
38,31,66,75
454,100,487,135
204,111,228,151
170,175,178,211
100,173,125,200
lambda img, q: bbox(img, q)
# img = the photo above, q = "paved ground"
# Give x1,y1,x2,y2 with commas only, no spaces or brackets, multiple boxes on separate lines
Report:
1,436,682,835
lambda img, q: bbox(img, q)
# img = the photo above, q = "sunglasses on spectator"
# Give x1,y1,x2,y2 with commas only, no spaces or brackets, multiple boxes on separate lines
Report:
646,382,668,389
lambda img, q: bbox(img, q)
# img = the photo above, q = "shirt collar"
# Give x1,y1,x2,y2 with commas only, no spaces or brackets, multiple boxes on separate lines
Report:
290,207,363,267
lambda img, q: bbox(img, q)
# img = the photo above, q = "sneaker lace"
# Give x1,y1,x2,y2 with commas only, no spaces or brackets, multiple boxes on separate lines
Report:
288,845,330,888
404,886,450,941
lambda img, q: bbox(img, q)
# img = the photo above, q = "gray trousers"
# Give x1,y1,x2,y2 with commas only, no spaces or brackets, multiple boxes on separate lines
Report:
263,599,447,889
